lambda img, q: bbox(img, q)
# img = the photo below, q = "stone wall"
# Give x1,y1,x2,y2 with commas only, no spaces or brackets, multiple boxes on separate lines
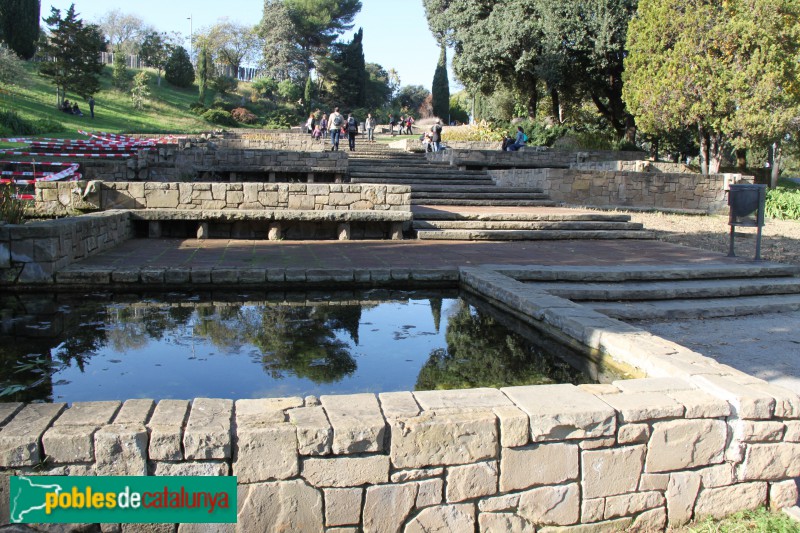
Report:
35,182,411,214
489,168,751,213
0,211,132,284
428,148,645,168
570,160,696,174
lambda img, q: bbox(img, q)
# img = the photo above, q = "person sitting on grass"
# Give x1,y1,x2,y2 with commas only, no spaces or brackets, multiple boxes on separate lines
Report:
72,102,83,116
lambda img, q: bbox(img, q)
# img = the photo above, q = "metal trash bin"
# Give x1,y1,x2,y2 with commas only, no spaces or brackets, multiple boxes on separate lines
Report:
727,183,767,260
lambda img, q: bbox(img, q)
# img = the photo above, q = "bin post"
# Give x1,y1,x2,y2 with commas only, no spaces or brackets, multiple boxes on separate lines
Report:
727,183,767,261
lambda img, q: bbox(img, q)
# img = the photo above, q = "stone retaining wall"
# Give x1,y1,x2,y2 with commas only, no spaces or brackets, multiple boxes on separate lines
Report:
428,148,645,168
35,182,411,214
570,160,696,174
489,168,751,213
0,211,132,284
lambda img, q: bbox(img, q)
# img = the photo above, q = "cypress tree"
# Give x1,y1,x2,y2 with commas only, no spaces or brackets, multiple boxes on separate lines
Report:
0,0,41,59
431,42,449,120
197,44,208,105
304,74,314,113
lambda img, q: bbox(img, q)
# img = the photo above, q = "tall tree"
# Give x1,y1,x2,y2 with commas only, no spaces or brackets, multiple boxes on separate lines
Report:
303,74,315,112
0,0,41,60
624,0,800,175
331,27,366,109
199,21,261,77
164,45,195,88
96,9,148,55
431,41,449,119
139,31,173,86
197,44,210,105
258,0,361,78
39,5,104,103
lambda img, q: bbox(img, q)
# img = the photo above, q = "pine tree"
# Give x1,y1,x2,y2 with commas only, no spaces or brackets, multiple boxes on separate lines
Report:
0,0,40,60
39,5,104,102
112,48,129,89
431,42,449,120
164,46,195,89
197,44,209,105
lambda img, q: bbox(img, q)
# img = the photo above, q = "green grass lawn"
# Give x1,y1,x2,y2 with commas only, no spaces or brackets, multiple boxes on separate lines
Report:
1,62,221,145
684,507,800,532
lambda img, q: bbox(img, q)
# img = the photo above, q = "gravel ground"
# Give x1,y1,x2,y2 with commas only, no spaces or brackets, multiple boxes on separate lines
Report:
616,211,800,394
623,211,800,265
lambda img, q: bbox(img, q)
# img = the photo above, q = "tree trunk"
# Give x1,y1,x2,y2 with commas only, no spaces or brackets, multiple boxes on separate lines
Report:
550,88,560,124
649,138,659,162
771,141,781,188
735,149,747,169
698,126,710,175
527,92,537,121
624,115,636,144
708,132,723,174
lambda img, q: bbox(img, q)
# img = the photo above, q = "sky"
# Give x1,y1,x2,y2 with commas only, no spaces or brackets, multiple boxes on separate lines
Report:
44,0,452,90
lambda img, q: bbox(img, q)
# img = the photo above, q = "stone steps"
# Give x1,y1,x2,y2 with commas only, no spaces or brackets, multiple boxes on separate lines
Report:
414,211,634,222
411,199,558,207
406,186,544,194
586,293,800,320
352,178,497,186
412,192,552,201
413,220,644,231
416,229,655,241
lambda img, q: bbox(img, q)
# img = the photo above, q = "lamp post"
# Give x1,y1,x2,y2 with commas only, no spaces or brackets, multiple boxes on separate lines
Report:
187,15,193,59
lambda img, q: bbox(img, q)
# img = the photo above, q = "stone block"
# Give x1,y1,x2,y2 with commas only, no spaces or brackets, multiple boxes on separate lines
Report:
145,189,179,208
405,504,475,533
390,467,443,483
236,397,302,428
632,507,667,532
148,399,190,461
237,480,323,533
518,483,580,526
494,406,530,448
94,424,148,476
502,384,616,442
500,443,579,492
645,419,727,472
618,423,650,444
320,393,386,454
739,443,800,480
54,401,120,426
747,382,800,418
694,483,768,520
479,513,535,533
416,478,443,508
479,494,519,513
302,455,390,487
414,388,513,411
613,377,695,394
0,403,23,427
235,424,298,483
604,490,664,520
42,425,97,463
579,437,616,450
692,375,775,419
390,411,498,469
324,488,362,527
786,421,800,442
666,390,731,418
363,483,417,533
698,464,735,488
582,446,646,499
639,473,669,491
0,403,66,466
599,392,684,422
770,480,799,510
582,498,604,523
378,392,420,419
113,399,155,426
666,471,701,527
446,461,498,502
289,406,332,456
151,461,229,476
738,421,785,442
183,398,233,460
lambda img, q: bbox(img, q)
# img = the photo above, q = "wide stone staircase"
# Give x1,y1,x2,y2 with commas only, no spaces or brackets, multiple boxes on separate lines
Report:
509,263,800,319
347,147,654,241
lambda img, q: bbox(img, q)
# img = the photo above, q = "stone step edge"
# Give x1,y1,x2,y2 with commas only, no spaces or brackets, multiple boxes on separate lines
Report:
411,213,632,222
416,230,656,241
587,293,800,320
412,222,643,231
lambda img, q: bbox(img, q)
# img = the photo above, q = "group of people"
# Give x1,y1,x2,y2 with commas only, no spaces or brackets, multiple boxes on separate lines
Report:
421,119,443,152
59,96,95,118
303,110,381,151
501,126,528,151
388,114,414,135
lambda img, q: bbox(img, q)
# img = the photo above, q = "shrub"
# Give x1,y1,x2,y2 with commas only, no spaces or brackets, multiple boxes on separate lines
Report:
188,102,207,115
262,110,297,129
164,46,195,88
210,75,238,96
0,109,64,135
130,71,151,110
0,183,25,224
231,107,258,124
201,108,237,127
766,187,800,220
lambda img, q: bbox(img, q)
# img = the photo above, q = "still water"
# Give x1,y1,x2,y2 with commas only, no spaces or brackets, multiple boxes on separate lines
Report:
0,290,602,402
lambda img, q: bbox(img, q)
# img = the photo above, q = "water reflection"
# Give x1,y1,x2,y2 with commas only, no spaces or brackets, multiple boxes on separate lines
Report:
0,291,610,402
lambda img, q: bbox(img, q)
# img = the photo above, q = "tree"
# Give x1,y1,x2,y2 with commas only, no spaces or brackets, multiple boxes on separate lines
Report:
363,62,393,111
395,85,430,114
200,21,260,77
623,0,800,175
39,5,104,103
0,0,40,59
258,0,361,78
130,70,150,110
96,9,148,55
112,47,129,89
431,41,449,119
327,27,366,109
139,31,172,86
303,74,314,112
164,45,195,88
0,47,26,86
197,44,210,105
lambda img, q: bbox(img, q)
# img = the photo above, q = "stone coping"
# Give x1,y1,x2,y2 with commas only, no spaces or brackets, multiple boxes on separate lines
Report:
128,209,414,222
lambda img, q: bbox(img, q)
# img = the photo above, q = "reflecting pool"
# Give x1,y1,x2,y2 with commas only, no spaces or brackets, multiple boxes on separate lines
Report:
0,291,610,402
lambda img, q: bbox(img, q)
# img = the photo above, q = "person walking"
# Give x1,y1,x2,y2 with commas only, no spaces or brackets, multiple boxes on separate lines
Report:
88,96,95,119
346,113,359,151
329,107,344,151
320,114,328,137
431,119,443,152
365,113,376,143
388,114,396,136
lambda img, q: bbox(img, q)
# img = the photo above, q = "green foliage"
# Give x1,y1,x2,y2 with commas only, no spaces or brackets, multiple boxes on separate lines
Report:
111,49,129,89
164,46,195,88
431,42,449,119
251,77,278,99
262,109,296,128
277,79,301,103
231,107,258,124
139,31,172,86
0,47,26,86
130,71,150,110
395,85,430,115
197,45,210,105
201,108,237,127
0,108,64,134
209,75,237,97
303,74,314,112
0,0,40,60
0,182,25,224
200,21,260,75
766,186,800,221
39,5,104,99
689,507,800,532
329,27,366,109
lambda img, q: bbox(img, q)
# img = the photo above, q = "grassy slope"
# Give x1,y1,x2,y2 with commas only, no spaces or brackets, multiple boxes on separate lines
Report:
2,62,218,142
